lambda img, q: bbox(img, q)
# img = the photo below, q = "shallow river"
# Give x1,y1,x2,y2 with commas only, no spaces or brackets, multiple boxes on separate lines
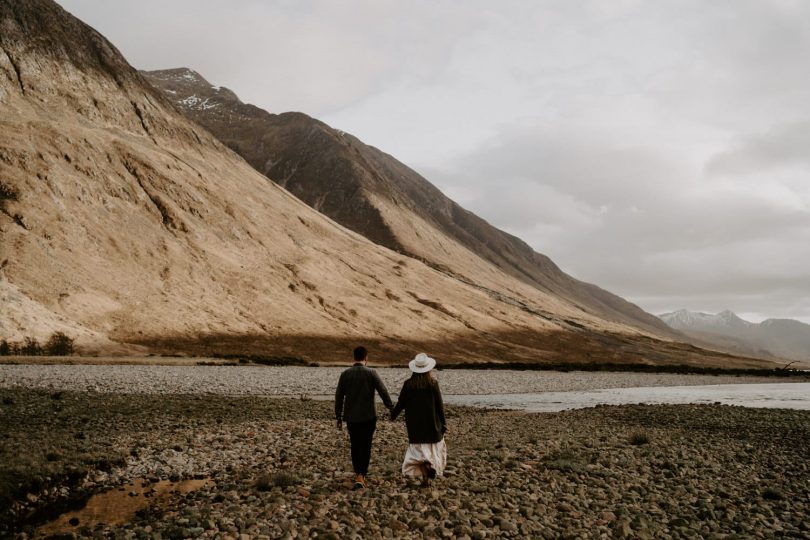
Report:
2,364,808,412
444,382,810,412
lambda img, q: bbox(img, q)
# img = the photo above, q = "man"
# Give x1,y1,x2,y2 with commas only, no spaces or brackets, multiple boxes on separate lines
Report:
335,346,393,489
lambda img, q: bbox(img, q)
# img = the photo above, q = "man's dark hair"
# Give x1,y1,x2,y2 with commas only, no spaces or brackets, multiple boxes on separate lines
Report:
353,346,368,361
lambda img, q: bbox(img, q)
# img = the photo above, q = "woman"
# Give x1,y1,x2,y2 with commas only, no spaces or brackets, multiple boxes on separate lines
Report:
390,353,447,485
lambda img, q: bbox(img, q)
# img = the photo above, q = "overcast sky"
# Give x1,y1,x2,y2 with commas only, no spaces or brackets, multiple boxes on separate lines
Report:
60,0,810,323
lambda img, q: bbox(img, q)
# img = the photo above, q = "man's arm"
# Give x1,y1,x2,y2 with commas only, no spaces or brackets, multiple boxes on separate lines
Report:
335,373,346,429
373,370,394,409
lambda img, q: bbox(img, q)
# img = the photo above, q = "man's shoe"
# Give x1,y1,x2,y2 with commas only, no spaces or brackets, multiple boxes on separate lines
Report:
353,474,366,490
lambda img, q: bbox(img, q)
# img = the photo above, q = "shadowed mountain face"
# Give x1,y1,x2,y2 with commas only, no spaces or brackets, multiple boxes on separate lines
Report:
143,68,676,338
0,0,774,367
660,310,810,363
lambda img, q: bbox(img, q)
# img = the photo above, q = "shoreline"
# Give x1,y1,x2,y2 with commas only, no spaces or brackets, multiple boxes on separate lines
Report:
1,390,808,538
1,364,806,398
1,355,807,377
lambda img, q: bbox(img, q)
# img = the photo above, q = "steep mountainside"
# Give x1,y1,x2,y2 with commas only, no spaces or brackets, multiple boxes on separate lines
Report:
660,310,810,363
0,0,773,367
143,68,676,338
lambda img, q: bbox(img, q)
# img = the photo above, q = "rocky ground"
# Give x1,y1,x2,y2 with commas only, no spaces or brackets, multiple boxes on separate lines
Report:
0,364,800,396
1,388,808,539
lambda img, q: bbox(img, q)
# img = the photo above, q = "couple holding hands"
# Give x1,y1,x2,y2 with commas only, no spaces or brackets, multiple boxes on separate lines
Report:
334,347,447,489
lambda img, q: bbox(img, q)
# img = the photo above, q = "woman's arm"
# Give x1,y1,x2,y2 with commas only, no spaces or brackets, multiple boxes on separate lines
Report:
390,382,408,420
434,382,446,433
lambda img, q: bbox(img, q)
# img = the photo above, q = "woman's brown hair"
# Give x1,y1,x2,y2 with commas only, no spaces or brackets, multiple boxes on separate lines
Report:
406,371,436,390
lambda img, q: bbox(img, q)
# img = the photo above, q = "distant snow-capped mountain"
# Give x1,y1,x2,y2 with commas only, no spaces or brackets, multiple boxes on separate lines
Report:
661,309,753,331
659,310,810,363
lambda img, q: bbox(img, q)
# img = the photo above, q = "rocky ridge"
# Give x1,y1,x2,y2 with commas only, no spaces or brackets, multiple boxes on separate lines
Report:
143,67,676,339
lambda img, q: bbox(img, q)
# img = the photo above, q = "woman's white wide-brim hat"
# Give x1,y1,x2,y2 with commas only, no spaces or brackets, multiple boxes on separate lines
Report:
409,353,436,373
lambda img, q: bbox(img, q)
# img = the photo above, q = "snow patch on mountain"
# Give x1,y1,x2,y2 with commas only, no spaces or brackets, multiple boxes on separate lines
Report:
179,95,200,107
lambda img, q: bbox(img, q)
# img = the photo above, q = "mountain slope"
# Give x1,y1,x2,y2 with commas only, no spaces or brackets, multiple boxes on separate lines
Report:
660,310,810,363
142,68,676,338
0,0,773,367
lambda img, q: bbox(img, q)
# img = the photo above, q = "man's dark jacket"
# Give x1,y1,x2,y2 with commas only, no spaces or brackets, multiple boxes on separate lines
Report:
335,364,393,423
391,379,446,443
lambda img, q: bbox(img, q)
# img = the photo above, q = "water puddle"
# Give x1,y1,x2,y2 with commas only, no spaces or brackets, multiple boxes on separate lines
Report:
37,478,210,536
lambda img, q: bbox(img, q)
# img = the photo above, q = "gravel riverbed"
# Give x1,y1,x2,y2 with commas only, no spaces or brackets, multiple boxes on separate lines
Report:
0,365,799,396
1,387,809,539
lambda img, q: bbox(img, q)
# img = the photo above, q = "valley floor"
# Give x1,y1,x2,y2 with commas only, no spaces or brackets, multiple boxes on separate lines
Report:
1,390,808,539
0,363,803,397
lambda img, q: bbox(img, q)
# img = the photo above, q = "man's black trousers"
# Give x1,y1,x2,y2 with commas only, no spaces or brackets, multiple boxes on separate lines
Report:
347,418,377,475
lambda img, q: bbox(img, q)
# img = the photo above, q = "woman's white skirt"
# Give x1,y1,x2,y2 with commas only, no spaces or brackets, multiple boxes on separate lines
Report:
401,439,447,478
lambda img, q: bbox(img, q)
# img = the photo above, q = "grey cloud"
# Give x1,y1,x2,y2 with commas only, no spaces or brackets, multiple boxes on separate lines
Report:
450,127,683,207
706,121,810,177
59,0,476,116
425,121,810,321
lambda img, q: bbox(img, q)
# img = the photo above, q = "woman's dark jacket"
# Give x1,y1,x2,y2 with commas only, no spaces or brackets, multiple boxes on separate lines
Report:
391,378,446,443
